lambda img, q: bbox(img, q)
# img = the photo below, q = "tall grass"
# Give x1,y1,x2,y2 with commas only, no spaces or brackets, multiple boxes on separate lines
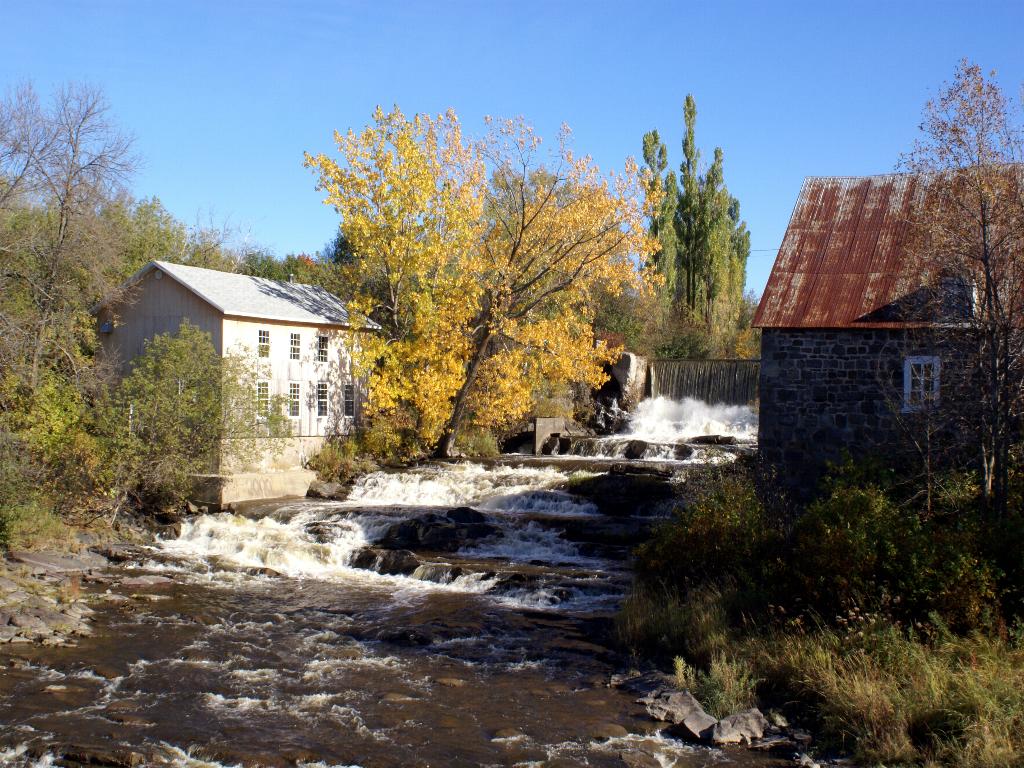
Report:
755,625,1024,766
674,654,759,719
0,500,73,551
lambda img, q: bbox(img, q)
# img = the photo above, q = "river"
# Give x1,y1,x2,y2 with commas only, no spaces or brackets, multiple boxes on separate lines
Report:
0,403,766,768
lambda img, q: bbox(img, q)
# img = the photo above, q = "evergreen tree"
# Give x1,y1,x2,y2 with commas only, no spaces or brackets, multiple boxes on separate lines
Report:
641,130,678,300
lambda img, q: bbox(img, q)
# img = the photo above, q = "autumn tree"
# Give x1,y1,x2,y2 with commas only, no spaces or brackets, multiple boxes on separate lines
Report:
902,60,1024,514
0,83,135,392
306,107,655,457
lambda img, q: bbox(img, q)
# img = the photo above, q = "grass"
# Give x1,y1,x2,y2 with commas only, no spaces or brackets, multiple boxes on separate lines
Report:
675,653,759,719
619,583,1024,766
753,625,1024,767
0,500,73,551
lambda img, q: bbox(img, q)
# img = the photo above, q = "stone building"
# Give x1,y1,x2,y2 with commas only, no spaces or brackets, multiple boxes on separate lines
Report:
753,174,944,485
94,260,373,505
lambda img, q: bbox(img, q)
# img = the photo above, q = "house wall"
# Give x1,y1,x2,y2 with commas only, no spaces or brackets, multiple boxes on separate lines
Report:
221,317,364,449
97,267,222,373
759,328,934,486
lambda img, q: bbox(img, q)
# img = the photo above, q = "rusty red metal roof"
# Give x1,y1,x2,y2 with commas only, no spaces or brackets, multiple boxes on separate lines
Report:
754,174,925,329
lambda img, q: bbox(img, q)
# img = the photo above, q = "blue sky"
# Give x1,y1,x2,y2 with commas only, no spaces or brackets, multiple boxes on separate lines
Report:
3,1,1022,295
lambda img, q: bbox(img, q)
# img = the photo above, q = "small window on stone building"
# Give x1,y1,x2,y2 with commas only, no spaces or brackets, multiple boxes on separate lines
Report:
344,383,355,418
903,355,940,412
288,382,301,418
258,329,270,358
290,333,301,360
316,335,328,363
317,381,328,417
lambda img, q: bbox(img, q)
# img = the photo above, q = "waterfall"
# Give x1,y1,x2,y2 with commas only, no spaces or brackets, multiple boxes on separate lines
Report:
649,359,759,405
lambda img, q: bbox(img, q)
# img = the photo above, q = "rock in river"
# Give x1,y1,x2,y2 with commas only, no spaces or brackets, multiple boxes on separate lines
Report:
638,690,717,740
711,707,768,745
377,507,498,552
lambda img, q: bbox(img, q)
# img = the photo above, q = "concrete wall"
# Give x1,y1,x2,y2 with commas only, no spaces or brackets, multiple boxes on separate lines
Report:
759,328,936,486
192,469,318,509
98,267,222,374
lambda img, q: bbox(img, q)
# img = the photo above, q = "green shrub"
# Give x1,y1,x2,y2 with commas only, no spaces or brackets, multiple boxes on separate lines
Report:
634,467,781,598
455,427,499,458
0,500,72,551
792,475,1000,630
306,437,377,484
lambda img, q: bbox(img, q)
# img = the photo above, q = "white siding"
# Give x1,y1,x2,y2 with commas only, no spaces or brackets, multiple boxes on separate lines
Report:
98,267,223,373
221,317,359,438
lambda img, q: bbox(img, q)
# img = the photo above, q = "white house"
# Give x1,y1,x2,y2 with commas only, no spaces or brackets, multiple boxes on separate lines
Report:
95,260,373,506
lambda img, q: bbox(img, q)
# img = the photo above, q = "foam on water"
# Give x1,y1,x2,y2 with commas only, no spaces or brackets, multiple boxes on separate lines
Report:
624,396,757,443
344,463,575,508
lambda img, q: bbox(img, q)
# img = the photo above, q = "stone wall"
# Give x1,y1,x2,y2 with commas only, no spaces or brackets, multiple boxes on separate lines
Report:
759,328,933,487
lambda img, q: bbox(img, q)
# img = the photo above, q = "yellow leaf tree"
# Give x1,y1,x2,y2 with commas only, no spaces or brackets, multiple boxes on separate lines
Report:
306,107,657,457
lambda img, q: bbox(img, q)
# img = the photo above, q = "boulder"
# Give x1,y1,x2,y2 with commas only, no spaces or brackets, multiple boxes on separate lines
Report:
350,548,421,576
638,690,717,740
377,511,498,552
610,352,648,408
307,480,347,500
690,434,739,446
711,708,768,745
623,440,649,460
673,443,695,460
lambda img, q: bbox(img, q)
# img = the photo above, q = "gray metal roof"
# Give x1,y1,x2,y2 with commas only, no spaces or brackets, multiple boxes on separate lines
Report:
139,260,369,327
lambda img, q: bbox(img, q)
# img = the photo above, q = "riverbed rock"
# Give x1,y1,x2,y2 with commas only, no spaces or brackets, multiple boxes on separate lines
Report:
350,548,421,576
711,708,768,745
7,550,108,575
638,690,717,740
307,480,348,500
568,470,674,517
673,443,695,460
377,510,498,552
690,434,739,446
623,440,649,460
591,722,629,739
120,574,173,588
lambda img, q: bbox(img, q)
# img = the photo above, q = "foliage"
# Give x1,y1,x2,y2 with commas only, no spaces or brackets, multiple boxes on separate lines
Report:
793,468,1000,631
106,322,289,509
636,95,751,357
305,436,378,484
454,427,500,458
306,106,657,456
0,499,72,552
634,466,782,596
901,60,1024,514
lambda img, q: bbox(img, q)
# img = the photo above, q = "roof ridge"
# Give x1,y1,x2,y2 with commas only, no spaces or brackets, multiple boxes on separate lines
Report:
802,172,911,182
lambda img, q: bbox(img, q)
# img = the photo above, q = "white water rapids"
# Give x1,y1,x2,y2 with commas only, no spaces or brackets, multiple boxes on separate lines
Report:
623,396,757,442
159,463,607,608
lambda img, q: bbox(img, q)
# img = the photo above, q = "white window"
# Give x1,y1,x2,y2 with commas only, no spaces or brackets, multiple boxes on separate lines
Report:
288,382,301,418
289,332,301,360
344,383,355,418
256,381,270,416
316,335,328,363
258,329,270,358
316,381,328,417
903,355,940,412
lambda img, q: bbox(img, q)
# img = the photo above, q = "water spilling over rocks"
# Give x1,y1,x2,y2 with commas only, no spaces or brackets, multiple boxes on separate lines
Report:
0,460,774,767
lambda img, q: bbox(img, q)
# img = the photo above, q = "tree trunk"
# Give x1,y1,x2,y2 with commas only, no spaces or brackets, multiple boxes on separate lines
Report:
434,330,491,459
